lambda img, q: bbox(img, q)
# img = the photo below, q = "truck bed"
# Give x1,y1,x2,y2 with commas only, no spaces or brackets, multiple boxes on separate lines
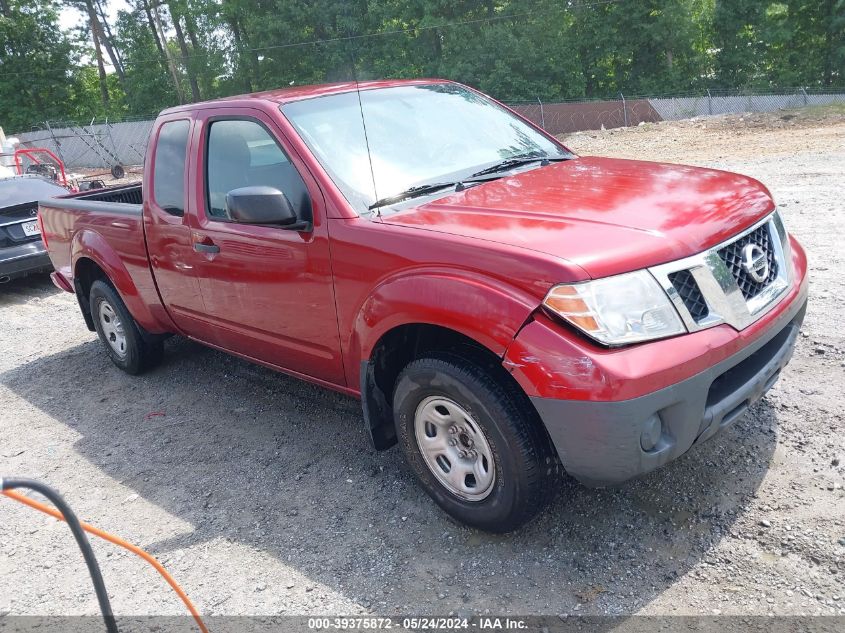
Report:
74,183,143,205
41,183,143,218
53,182,143,213
39,181,169,334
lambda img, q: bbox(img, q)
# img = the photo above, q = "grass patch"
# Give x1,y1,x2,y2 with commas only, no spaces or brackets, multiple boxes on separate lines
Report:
782,103,845,118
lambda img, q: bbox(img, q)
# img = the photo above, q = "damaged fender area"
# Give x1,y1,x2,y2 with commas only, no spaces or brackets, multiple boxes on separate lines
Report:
501,277,808,486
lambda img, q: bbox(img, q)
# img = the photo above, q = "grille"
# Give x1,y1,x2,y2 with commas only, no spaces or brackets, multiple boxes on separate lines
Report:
0,201,37,220
669,269,709,322
718,224,778,300
649,213,789,334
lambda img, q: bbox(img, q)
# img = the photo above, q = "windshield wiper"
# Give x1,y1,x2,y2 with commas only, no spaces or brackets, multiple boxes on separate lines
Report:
469,153,569,178
368,182,457,210
367,154,572,210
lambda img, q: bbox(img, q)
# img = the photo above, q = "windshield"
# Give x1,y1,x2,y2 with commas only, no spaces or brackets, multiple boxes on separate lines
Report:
281,83,572,214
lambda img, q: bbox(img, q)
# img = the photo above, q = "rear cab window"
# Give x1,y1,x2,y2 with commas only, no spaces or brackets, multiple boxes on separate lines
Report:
153,120,190,216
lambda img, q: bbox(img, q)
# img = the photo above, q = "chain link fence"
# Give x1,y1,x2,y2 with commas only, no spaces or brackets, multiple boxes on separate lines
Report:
506,96,661,136
506,87,845,136
10,87,845,169
11,119,155,171
649,87,845,122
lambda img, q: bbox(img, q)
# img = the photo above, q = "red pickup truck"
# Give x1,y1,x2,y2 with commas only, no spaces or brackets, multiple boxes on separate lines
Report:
40,79,808,532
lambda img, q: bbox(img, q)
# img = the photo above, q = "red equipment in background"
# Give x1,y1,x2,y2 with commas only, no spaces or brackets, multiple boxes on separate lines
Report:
11,147,113,192
13,147,70,188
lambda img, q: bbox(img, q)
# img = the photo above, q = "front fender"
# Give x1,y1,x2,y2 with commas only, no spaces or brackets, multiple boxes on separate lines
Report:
71,229,162,333
348,267,540,383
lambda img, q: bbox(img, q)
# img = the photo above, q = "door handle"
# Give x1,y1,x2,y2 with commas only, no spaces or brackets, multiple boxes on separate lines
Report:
193,242,220,254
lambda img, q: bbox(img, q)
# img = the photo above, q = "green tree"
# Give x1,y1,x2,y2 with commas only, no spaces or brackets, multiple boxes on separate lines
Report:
2,0,843,130
113,3,178,115
712,0,845,89
830,0,845,85
0,0,81,130
65,65,126,120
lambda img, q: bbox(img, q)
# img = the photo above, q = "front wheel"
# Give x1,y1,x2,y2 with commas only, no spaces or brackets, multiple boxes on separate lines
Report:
89,280,163,375
393,354,558,532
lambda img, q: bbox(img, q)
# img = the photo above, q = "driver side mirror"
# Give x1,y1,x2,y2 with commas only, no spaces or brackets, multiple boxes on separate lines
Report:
225,186,311,230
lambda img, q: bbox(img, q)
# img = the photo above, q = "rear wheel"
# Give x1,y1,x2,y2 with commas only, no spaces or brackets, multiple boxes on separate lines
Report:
89,280,163,375
393,354,557,532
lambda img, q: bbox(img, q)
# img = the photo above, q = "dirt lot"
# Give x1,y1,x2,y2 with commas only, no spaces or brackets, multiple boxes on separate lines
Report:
1,107,843,619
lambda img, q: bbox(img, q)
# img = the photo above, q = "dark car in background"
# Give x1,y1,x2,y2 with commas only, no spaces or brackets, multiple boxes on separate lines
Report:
0,175,67,283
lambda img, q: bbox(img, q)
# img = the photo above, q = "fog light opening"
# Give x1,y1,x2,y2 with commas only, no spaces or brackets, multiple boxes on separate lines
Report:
640,414,663,452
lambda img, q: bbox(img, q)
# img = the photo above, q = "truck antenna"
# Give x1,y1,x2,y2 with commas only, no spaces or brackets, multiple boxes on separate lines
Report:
347,26,380,218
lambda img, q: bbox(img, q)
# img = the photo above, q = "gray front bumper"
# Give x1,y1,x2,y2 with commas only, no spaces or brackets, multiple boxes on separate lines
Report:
531,296,808,487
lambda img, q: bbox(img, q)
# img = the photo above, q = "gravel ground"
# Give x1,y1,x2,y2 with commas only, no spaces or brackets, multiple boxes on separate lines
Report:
0,108,843,619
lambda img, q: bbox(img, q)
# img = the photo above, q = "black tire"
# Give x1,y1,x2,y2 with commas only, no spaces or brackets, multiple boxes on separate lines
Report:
393,353,558,532
89,279,163,375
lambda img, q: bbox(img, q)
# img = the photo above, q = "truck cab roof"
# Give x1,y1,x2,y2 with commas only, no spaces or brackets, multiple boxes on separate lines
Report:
159,78,452,115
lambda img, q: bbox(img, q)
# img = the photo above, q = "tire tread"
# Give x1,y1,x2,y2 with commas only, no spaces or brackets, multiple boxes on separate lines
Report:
89,280,164,375
395,351,557,531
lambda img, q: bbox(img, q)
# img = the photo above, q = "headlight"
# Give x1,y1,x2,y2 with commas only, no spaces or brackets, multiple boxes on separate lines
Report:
773,207,792,271
543,270,686,346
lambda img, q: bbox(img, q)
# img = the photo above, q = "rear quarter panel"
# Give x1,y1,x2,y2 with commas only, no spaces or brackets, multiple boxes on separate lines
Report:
39,200,174,334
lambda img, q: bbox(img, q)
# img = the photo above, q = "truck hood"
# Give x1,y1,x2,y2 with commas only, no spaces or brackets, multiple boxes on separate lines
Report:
382,157,775,279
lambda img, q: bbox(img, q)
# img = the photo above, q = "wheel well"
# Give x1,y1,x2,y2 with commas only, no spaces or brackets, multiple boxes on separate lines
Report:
73,258,109,331
75,258,109,298
361,324,510,450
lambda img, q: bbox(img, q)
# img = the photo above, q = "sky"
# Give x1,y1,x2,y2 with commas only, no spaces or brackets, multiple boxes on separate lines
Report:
59,0,136,71
59,0,131,35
